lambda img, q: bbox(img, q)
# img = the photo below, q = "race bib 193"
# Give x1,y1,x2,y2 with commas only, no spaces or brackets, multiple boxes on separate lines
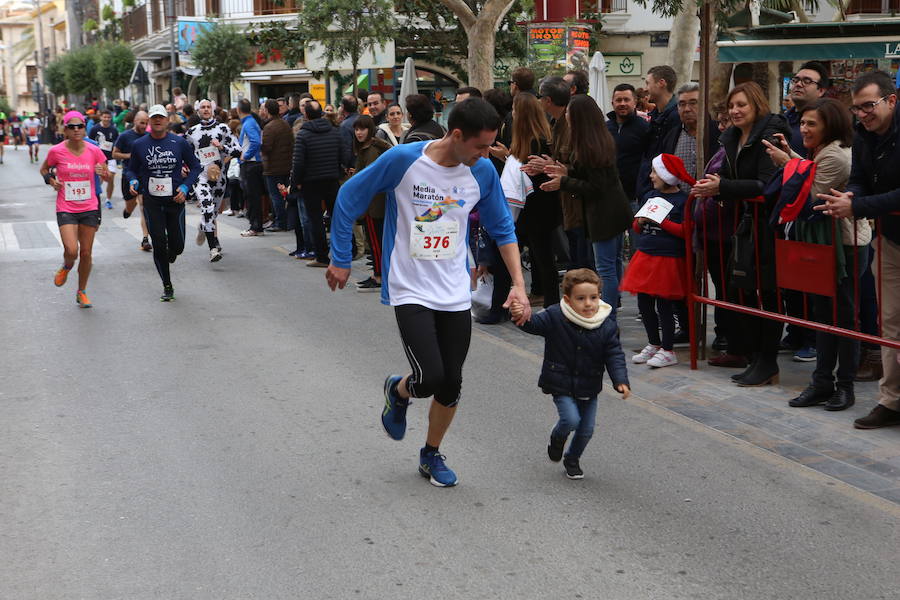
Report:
100,140,113,152
409,220,459,260
64,180,92,203
148,176,173,197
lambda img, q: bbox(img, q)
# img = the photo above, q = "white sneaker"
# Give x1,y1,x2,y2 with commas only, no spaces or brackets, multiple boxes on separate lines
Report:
195,227,205,246
647,349,678,368
222,209,234,216
209,247,223,262
632,344,661,364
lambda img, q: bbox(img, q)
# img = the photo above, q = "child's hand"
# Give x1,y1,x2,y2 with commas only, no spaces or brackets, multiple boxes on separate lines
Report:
615,383,631,399
509,300,524,320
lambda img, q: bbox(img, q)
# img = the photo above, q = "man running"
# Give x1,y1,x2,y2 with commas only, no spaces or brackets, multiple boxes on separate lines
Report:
126,104,202,301
23,112,42,163
10,111,23,149
325,98,531,487
89,109,119,209
113,110,152,251
185,99,240,262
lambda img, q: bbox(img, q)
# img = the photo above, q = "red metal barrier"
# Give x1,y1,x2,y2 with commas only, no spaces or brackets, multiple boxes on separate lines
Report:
683,194,900,370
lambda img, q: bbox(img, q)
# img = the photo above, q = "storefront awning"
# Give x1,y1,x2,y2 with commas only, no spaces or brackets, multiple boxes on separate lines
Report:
717,19,900,63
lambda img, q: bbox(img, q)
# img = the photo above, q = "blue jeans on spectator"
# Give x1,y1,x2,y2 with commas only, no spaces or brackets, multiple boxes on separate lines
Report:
265,174,289,229
294,194,314,253
593,234,624,312
552,395,598,459
566,227,595,271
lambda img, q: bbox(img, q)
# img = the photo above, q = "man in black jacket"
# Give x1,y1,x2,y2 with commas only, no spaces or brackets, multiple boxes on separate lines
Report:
818,70,900,430
290,101,351,267
606,83,649,204
636,65,682,200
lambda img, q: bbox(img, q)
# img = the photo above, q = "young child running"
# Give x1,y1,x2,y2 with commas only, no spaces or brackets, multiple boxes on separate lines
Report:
510,269,630,480
621,153,693,368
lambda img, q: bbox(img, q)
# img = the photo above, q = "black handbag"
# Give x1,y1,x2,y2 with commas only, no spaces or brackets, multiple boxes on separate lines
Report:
731,209,777,291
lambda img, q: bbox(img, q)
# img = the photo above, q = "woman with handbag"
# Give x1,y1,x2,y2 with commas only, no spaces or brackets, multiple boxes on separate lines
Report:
543,94,633,314
763,98,871,409
692,82,792,386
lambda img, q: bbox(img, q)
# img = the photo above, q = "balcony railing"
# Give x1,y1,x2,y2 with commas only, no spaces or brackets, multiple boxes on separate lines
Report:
122,3,148,41
581,0,627,13
846,0,900,13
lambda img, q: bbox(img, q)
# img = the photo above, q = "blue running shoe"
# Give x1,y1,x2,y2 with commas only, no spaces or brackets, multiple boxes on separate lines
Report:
793,346,817,362
104,200,113,210
382,375,409,440
419,448,458,487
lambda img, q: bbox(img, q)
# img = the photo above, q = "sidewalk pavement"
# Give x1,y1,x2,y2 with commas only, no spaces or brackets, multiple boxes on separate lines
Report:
470,295,900,506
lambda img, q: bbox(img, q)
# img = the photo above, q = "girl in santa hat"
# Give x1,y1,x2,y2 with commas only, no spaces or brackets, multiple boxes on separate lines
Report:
621,153,694,368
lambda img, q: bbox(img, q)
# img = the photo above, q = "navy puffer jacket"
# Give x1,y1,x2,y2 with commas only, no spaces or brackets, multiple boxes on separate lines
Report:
519,304,629,398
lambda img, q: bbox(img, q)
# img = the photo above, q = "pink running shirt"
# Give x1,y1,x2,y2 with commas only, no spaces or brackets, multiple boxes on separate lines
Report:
45,141,107,213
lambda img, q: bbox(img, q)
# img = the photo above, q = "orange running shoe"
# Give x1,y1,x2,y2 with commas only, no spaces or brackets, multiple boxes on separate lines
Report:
54,266,71,287
76,289,92,308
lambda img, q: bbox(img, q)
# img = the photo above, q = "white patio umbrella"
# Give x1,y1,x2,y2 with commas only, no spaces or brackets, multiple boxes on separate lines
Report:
588,51,611,112
399,57,418,121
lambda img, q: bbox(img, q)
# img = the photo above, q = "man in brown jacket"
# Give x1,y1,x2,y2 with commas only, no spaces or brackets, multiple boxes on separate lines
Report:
260,98,294,232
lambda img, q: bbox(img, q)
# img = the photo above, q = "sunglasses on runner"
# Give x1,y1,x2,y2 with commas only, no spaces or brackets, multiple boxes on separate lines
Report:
66,123,86,129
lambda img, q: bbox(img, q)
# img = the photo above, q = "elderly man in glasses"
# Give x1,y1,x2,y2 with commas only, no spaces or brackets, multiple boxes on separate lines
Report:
818,70,900,430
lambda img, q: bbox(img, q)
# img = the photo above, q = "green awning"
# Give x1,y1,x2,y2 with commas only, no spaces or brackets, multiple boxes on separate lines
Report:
718,40,898,63
717,19,900,63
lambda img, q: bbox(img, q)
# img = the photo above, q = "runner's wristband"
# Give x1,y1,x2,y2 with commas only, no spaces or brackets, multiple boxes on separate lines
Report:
130,179,139,190
43,173,52,185
178,184,189,195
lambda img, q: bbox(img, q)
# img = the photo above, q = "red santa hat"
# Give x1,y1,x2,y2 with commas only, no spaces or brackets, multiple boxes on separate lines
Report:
652,153,696,187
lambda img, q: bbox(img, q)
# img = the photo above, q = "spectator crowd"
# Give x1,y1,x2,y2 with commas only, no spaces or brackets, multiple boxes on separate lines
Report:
51,62,900,432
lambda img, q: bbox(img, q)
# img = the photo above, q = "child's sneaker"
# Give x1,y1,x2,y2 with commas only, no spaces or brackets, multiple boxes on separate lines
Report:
647,349,678,368
547,434,566,462
632,344,661,364
563,457,584,480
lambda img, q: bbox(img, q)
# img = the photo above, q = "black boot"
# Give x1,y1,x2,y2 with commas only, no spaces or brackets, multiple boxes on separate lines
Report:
731,356,757,382
789,385,832,407
825,386,855,411
736,356,779,387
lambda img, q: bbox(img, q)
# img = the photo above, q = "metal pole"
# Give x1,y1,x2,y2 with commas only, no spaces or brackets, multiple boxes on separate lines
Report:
33,0,47,115
168,0,176,101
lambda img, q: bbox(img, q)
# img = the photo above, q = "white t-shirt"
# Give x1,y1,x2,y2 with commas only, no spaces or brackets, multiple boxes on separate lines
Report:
330,141,517,311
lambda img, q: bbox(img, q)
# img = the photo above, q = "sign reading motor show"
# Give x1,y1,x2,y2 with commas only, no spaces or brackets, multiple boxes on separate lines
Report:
527,23,592,71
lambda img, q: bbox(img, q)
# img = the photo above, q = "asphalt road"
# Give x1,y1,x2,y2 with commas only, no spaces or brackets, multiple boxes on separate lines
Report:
1,145,899,599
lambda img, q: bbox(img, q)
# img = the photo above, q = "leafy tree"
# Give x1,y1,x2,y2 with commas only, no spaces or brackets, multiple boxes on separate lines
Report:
251,20,305,68
44,57,69,97
435,0,526,91
96,43,135,96
395,0,529,84
263,0,397,97
83,18,99,32
191,22,252,104
0,96,12,115
65,46,101,96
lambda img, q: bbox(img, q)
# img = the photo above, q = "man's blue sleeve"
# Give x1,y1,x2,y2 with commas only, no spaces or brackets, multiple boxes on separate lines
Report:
330,146,418,268
125,138,143,189
245,121,261,160
180,137,203,190
473,158,517,247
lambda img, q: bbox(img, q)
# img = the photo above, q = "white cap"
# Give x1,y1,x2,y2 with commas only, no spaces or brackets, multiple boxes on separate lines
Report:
148,104,168,118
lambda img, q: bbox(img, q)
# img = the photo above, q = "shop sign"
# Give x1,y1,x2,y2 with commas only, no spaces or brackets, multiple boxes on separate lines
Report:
605,55,641,77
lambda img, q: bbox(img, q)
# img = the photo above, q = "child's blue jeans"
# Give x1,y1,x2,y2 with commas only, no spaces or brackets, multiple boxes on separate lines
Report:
552,395,598,459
